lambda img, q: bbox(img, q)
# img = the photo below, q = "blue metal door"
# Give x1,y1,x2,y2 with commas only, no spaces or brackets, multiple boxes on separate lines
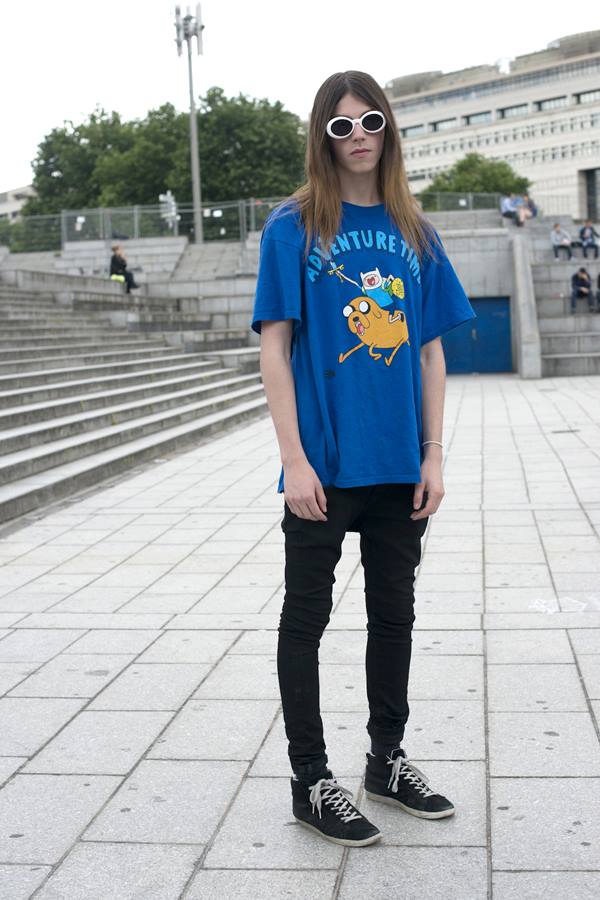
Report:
441,297,512,373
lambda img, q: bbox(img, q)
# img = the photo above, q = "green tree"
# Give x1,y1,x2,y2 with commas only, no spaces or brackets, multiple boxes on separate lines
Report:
95,103,189,206
22,90,306,215
420,152,530,200
184,86,306,202
22,108,135,215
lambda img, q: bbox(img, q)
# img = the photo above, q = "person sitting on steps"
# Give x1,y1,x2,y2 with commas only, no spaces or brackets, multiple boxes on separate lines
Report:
109,244,139,293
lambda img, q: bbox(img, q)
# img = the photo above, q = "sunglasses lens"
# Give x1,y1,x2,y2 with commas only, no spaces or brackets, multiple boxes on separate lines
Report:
362,112,385,132
329,118,353,138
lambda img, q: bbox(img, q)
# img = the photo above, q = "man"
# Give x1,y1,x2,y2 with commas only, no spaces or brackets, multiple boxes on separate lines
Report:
579,220,600,260
551,224,572,261
570,268,596,314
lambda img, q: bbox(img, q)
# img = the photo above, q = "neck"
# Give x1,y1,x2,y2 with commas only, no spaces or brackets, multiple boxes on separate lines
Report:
336,168,382,206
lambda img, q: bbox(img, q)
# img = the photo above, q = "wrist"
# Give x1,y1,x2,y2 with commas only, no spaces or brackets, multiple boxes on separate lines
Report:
422,441,443,458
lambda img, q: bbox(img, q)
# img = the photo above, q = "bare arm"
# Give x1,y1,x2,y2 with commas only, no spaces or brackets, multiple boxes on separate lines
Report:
411,337,446,520
259,320,328,520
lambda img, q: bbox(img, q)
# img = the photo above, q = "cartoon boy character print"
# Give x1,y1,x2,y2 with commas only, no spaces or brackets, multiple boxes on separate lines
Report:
328,261,410,367
360,267,405,323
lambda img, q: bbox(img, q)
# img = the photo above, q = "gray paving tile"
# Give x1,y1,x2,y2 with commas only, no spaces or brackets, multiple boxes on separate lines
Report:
34,842,200,899
22,710,172,774
186,869,337,900
0,662,38,693
193,654,279,700
63,629,162,655
578,655,600,698
492,871,600,900
486,629,573,663
569,629,600,654
0,697,86,755
0,864,52,899
487,663,588,711
489,712,600,775
150,699,278,761
338,846,487,899
7,653,134,699
136,630,240,663
360,759,486,845
491,777,600,869
204,776,358,868
87,663,210,710
0,628,85,662
0,774,121,863
82,759,246,843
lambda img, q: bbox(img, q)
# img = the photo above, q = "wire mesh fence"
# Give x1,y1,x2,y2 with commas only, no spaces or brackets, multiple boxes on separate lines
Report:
1,193,505,253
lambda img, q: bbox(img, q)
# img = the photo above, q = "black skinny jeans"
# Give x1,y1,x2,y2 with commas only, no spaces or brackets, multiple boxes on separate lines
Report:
278,481,429,783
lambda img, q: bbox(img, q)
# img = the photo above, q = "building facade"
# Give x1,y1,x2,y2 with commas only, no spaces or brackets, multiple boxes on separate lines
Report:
0,185,36,222
385,30,600,219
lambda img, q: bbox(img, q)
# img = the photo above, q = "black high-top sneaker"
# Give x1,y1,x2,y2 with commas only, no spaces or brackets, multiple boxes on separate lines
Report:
364,747,455,819
291,770,382,846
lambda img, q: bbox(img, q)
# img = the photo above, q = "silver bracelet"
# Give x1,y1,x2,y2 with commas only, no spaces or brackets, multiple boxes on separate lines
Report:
422,440,443,448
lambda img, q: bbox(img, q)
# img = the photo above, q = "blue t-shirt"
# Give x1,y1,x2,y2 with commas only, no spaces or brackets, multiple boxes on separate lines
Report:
251,198,476,493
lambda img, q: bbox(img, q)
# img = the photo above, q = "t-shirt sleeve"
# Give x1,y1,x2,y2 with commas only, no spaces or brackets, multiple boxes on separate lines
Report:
420,231,476,347
250,233,303,336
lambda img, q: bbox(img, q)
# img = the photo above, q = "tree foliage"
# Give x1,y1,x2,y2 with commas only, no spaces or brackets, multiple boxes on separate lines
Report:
420,152,530,198
22,90,306,215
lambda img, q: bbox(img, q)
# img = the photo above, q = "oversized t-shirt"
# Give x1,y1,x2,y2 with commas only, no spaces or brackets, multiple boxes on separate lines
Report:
251,198,476,493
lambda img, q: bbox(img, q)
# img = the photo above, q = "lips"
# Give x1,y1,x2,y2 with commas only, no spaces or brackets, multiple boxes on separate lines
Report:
351,149,369,156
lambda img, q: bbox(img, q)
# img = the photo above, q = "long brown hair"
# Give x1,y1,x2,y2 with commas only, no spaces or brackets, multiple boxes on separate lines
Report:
276,71,443,265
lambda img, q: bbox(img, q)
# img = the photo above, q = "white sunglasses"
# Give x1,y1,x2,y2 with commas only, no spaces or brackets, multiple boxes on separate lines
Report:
326,110,386,139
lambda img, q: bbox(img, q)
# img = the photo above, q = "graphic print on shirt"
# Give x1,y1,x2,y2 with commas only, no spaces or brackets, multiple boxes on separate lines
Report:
327,259,410,368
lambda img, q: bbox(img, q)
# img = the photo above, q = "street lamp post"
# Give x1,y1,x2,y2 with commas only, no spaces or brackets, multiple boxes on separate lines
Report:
174,4,204,244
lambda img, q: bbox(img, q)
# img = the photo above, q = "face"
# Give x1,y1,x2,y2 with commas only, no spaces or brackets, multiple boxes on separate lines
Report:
327,92,385,176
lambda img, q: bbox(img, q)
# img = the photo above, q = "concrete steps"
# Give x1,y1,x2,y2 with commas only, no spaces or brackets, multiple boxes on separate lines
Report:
0,285,266,524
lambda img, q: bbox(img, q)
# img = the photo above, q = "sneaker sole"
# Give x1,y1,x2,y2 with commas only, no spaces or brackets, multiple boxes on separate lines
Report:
364,790,455,819
294,816,382,846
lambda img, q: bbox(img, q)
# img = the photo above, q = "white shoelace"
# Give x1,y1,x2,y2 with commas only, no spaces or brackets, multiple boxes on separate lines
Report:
387,753,435,797
308,777,362,822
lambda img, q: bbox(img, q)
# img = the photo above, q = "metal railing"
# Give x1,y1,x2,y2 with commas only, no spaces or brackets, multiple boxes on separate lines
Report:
0,191,524,254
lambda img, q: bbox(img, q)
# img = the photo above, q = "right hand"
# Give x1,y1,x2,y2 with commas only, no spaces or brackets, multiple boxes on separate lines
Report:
283,458,328,521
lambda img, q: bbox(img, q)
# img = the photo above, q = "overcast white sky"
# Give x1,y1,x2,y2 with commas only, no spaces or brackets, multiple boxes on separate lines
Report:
0,0,596,192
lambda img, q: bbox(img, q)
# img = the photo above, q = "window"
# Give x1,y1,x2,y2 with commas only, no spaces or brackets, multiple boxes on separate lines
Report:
577,89,600,104
401,123,426,137
432,118,457,131
465,110,492,125
498,103,528,119
535,96,569,111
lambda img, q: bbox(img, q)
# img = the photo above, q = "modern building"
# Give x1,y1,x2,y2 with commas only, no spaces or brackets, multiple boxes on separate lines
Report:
385,30,600,220
0,184,36,221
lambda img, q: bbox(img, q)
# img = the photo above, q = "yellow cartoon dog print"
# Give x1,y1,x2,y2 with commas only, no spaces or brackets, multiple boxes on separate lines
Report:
339,296,410,367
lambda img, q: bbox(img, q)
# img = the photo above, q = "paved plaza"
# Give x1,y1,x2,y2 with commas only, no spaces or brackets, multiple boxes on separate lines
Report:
0,372,599,899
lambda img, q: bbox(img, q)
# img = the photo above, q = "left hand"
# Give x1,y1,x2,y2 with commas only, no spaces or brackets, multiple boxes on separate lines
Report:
411,456,444,520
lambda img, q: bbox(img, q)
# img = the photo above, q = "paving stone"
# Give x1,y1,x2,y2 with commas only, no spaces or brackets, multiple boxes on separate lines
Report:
486,629,573,663
63,629,162,655
87,663,210,710
489,711,600,775
0,628,86,661
185,869,337,900
490,777,600,869
578,655,600,698
337,846,487,899
15,612,171,629
0,662,38,693
34,842,200,899
492,871,600,900
82,759,246,843
0,697,86,755
22,710,172,774
204,776,359,868
7,653,134,699
187,585,274,614
0,774,121,863
193,654,279,700
569,629,600,654
488,663,588,711
150,699,278,760
360,759,486,845
0,864,52,899
137,630,240,663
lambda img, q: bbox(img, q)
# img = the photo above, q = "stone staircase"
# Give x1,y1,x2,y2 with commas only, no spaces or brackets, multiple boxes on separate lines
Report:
0,281,265,525
525,216,600,376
